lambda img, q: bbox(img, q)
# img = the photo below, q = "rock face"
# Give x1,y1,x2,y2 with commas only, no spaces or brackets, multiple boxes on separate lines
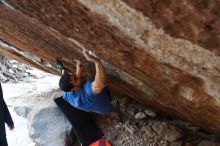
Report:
0,0,220,134
27,91,72,146
122,0,220,55
13,106,31,118
29,98,71,146
198,140,220,146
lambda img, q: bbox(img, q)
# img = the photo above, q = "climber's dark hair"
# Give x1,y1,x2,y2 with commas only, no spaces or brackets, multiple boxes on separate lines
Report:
59,71,73,92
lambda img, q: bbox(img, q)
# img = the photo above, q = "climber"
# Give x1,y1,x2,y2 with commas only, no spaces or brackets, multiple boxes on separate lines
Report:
0,75,14,146
56,50,112,114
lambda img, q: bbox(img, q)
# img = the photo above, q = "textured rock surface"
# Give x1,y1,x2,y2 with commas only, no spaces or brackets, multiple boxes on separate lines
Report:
1,0,220,134
96,92,220,146
29,99,71,146
28,92,72,146
13,106,31,118
122,0,220,55
198,140,220,146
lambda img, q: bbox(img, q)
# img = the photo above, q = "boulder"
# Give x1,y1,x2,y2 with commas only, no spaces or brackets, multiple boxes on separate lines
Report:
0,0,220,134
135,112,146,120
13,106,31,118
28,94,71,146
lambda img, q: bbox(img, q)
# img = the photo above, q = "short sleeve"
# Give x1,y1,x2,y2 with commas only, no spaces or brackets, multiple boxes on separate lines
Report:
63,91,70,100
63,91,82,107
84,80,97,97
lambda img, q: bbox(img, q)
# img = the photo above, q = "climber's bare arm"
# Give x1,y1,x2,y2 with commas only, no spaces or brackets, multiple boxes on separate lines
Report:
75,60,82,75
60,60,81,76
82,51,106,94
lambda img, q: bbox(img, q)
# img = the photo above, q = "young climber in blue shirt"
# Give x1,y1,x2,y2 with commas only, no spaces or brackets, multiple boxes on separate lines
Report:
57,50,112,114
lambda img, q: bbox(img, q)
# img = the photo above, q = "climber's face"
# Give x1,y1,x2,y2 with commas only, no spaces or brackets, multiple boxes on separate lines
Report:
69,73,82,91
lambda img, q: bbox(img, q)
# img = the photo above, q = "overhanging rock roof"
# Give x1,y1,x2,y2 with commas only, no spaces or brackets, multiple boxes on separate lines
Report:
1,0,220,134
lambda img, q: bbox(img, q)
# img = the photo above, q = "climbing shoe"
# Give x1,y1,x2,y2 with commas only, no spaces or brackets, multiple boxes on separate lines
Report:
55,59,65,72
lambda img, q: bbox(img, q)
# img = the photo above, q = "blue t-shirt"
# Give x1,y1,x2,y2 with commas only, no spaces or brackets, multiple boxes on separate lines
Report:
63,79,112,114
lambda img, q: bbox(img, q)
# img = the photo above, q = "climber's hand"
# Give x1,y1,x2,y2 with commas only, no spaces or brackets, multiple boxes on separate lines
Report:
82,50,99,63
75,59,82,68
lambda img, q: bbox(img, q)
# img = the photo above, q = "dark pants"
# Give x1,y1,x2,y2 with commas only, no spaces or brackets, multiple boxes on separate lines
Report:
0,83,9,146
0,138,8,146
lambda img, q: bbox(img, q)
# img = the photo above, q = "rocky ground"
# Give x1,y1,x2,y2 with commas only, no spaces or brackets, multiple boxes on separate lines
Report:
66,91,220,146
0,57,34,83
95,93,220,146
1,59,220,146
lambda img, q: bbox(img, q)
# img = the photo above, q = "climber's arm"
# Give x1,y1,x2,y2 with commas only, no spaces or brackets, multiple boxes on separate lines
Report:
82,51,106,94
75,60,82,75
